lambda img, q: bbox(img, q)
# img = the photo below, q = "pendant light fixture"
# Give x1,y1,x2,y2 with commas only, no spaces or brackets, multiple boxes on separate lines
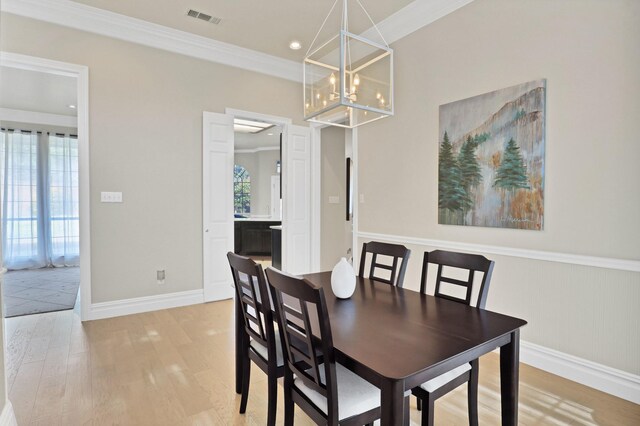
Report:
303,0,394,128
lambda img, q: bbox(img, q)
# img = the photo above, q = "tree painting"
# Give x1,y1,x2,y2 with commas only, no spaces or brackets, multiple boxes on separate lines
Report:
438,80,546,230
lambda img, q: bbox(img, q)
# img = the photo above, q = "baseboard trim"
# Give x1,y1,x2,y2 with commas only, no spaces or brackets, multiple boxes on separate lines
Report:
520,340,640,404
89,289,204,321
356,231,640,272
0,400,17,426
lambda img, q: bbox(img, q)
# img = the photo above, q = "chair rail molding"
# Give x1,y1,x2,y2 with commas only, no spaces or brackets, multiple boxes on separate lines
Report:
355,231,640,272
0,0,474,82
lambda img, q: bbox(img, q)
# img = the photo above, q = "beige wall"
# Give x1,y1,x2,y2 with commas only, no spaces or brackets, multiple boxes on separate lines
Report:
320,126,348,271
0,13,304,303
357,0,640,374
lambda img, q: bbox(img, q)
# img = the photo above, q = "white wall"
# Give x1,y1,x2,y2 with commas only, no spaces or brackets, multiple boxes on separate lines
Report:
0,12,304,303
356,0,640,375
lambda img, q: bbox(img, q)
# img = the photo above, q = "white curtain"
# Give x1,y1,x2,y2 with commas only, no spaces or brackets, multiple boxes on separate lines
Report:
0,130,79,269
48,134,79,266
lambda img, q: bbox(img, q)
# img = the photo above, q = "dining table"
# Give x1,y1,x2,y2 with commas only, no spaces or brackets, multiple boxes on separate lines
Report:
235,271,527,426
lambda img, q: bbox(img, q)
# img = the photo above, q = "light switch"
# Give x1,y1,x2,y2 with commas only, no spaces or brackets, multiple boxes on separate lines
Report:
359,194,365,203
101,191,123,203
328,196,340,204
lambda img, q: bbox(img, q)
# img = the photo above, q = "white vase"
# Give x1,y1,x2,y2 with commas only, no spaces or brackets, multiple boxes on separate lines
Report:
331,257,356,299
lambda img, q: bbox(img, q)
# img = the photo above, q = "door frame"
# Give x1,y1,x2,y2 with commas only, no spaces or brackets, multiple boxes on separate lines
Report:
0,52,91,321
224,108,321,271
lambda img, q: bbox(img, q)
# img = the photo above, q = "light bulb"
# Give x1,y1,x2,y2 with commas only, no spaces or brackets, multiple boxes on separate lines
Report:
376,92,381,99
353,74,360,86
323,100,327,107
305,102,310,109
316,93,320,100
351,86,356,93
329,73,336,85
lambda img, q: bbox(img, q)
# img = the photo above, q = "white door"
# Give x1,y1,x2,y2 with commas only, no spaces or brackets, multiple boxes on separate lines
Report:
202,112,235,302
283,125,312,274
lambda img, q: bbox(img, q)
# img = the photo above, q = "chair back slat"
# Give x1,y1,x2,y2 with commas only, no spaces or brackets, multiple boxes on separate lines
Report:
421,250,494,308
265,267,339,416
227,253,274,350
359,241,411,287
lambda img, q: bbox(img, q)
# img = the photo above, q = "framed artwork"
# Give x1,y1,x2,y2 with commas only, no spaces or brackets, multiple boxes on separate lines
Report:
438,79,546,230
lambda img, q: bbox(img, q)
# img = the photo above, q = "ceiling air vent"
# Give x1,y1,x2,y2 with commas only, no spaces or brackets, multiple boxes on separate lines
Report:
186,9,221,25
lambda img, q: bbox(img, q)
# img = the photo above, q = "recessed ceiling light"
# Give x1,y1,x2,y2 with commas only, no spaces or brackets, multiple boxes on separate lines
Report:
68,104,76,109
289,40,302,50
267,133,274,136
233,118,275,134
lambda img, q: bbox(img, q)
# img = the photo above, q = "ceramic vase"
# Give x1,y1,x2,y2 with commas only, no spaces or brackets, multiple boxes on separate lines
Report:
331,257,356,299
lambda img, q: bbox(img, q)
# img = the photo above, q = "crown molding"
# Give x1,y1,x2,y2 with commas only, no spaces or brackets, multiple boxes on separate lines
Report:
0,0,474,82
0,107,77,128
363,0,476,45
235,146,280,154
1,0,302,82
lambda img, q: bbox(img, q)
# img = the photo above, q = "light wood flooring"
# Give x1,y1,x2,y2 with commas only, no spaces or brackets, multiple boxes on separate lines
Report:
4,300,639,425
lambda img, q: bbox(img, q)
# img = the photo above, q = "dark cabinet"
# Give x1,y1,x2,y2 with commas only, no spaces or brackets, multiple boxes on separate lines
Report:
234,221,281,255
271,227,282,269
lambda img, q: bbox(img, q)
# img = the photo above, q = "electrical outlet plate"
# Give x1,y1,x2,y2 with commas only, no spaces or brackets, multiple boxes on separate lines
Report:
101,191,123,203
157,270,165,285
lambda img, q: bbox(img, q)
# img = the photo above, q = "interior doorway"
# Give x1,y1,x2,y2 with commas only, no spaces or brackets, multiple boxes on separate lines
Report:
202,108,315,303
232,119,283,270
0,52,91,321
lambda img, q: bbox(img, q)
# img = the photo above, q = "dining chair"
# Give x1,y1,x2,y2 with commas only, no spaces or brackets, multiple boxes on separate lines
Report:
412,250,495,426
227,252,283,426
358,241,411,287
265,267,381,426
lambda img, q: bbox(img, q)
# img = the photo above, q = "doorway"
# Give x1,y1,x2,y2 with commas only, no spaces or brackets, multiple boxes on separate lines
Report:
0,52,91,321
232,120,282,270
202,109,315,303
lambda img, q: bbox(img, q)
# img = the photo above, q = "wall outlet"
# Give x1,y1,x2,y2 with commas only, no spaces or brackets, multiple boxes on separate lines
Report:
157,270,165,285
359,193,365,203
328,196,340,204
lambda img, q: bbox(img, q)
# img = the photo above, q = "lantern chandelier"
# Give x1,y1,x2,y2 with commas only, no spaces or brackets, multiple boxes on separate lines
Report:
303,0,394,128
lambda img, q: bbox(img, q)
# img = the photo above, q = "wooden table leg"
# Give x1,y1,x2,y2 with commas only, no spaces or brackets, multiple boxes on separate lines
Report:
235,295,244,394
500,329,520,426
381,378,408,426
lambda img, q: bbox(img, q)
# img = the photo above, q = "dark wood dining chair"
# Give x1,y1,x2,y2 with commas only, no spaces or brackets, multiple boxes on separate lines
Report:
265,267,381,426
227,252,283,426
358,241,411,287
412,250,495,426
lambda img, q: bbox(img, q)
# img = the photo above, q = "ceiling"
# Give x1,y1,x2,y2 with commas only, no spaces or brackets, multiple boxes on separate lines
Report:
0,66,77,116
235,125,281,151
70,0,415,61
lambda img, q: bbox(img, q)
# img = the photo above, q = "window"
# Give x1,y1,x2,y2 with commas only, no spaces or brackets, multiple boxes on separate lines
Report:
234,165,251,214
1,130,79,269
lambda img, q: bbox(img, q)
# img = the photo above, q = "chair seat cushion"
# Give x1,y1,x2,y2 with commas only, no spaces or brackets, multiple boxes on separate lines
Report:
294,363,380,420
249,332,284,366
419,363,471,393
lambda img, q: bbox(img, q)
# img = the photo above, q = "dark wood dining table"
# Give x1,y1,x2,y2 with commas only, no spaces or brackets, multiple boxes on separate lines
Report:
235,271,527,426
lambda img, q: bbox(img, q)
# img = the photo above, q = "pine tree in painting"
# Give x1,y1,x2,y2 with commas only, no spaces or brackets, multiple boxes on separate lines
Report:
458,135,483,194
493,138,530,190
438,131,469,212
